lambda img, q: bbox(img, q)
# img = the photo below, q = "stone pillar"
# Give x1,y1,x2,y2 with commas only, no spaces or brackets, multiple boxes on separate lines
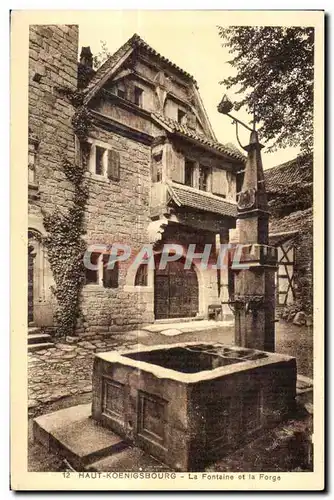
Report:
233,130,277,352
218,229,233,319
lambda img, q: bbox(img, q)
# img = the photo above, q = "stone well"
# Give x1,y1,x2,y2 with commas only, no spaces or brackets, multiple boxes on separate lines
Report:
92,341,297,471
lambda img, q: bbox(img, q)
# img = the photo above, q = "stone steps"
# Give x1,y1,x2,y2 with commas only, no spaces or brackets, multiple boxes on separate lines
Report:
28,333,53,345
28,326,54,352
28,342,55,352
33,404,129,470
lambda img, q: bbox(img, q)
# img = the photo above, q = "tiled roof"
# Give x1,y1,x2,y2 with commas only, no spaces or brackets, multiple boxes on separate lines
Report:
264,155,313,193
168,183,237,218
84,33,196,99
269,207,313,236
152,112,246,163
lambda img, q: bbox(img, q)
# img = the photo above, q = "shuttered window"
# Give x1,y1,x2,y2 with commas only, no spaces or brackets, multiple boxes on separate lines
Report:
107,149,120,181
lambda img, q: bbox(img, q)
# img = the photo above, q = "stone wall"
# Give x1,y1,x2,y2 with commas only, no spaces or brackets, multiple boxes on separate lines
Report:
79,126,154,333
28,24,79,326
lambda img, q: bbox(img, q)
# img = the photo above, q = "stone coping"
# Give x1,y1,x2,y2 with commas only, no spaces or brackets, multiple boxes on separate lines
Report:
96,342,295,384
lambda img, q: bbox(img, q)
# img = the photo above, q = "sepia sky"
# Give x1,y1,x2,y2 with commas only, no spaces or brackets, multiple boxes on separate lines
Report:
79,11,301,169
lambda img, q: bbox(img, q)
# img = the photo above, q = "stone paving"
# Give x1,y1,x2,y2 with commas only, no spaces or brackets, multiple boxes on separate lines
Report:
28,321,313,418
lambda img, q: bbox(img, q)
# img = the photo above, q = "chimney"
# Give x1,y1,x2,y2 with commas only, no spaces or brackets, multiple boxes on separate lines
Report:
80,46,93,68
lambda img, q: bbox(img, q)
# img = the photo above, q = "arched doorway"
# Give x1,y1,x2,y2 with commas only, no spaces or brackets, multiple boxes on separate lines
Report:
28,230,42,324
154,257,199,319
28,243,36,323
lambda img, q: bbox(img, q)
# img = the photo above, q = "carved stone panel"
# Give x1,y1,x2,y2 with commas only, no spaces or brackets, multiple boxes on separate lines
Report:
137,391,167,448
102,378,125,425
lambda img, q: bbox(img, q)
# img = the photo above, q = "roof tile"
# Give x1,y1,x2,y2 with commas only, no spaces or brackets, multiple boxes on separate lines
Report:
269,208,313,235
152,112,246,162
84,33,196,98
264,155,312,192
168,183,237,217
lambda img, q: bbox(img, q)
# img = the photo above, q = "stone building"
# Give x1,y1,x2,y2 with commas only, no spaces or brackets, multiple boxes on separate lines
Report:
264,155,313,314
28,26,246,334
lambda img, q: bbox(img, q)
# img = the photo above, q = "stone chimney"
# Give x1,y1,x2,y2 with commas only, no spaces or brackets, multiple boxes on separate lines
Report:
80,46,93,68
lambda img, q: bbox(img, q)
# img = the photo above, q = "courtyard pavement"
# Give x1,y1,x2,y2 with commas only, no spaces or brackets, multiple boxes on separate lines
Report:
28,320,313,418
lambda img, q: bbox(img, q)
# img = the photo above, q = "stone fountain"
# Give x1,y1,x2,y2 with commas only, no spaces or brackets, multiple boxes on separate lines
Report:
33,106,297,473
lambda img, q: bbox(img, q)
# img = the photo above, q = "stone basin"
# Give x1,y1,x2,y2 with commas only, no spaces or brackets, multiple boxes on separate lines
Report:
92,342,296,471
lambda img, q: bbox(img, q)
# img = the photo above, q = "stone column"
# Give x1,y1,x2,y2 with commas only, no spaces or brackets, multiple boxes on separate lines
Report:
218,228,233,319
233,130,277,352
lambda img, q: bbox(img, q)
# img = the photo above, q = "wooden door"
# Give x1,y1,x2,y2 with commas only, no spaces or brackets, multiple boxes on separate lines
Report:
154,258,198,319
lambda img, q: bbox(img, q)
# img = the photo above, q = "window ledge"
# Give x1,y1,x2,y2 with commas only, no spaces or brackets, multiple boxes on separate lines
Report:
84,172,110,184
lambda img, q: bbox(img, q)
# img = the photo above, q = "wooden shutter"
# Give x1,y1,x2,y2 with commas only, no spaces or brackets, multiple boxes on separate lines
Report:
169,147,184,183
107,149,120,181
212,167,227,196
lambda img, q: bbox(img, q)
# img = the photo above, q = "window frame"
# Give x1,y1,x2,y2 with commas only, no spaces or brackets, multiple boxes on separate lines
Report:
95,145,106,176
152,151,163,183
134,86,144,107
84,251,119,289
85,138,120,182
177,108,187,124
184,158,195,187
199,164,211,192
135,263,149,287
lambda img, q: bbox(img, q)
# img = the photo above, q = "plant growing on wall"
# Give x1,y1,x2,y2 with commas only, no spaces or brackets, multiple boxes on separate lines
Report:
42,97,91,337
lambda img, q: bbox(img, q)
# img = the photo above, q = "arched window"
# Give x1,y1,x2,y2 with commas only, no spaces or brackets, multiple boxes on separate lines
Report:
135,264,148,287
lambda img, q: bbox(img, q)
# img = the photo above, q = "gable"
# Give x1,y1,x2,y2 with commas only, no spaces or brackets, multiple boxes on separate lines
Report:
84,33,216,141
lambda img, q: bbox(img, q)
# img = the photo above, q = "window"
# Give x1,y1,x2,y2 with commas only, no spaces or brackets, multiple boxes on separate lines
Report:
85,251,119,288
103,254,119,289
86,141,121,181
135,264,148,286
184,159,195,187
28,143,37,185
117,87,125,99
85,252,100,285
95,146,105,176
178,109,187,124
199,165,210,192
152,152,163,183
134,86,143,107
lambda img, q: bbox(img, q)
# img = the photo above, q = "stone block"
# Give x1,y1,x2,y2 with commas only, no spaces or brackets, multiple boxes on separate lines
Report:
91,342,297,471
293,311,307,326
87,446,171,472
33,403,127,470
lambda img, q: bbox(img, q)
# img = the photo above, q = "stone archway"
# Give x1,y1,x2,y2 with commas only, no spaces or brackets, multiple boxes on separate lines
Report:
27,229,43,325
28,243,36,323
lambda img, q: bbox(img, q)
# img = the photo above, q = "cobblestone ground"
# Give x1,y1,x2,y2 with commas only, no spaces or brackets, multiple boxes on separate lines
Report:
28,321,313,418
